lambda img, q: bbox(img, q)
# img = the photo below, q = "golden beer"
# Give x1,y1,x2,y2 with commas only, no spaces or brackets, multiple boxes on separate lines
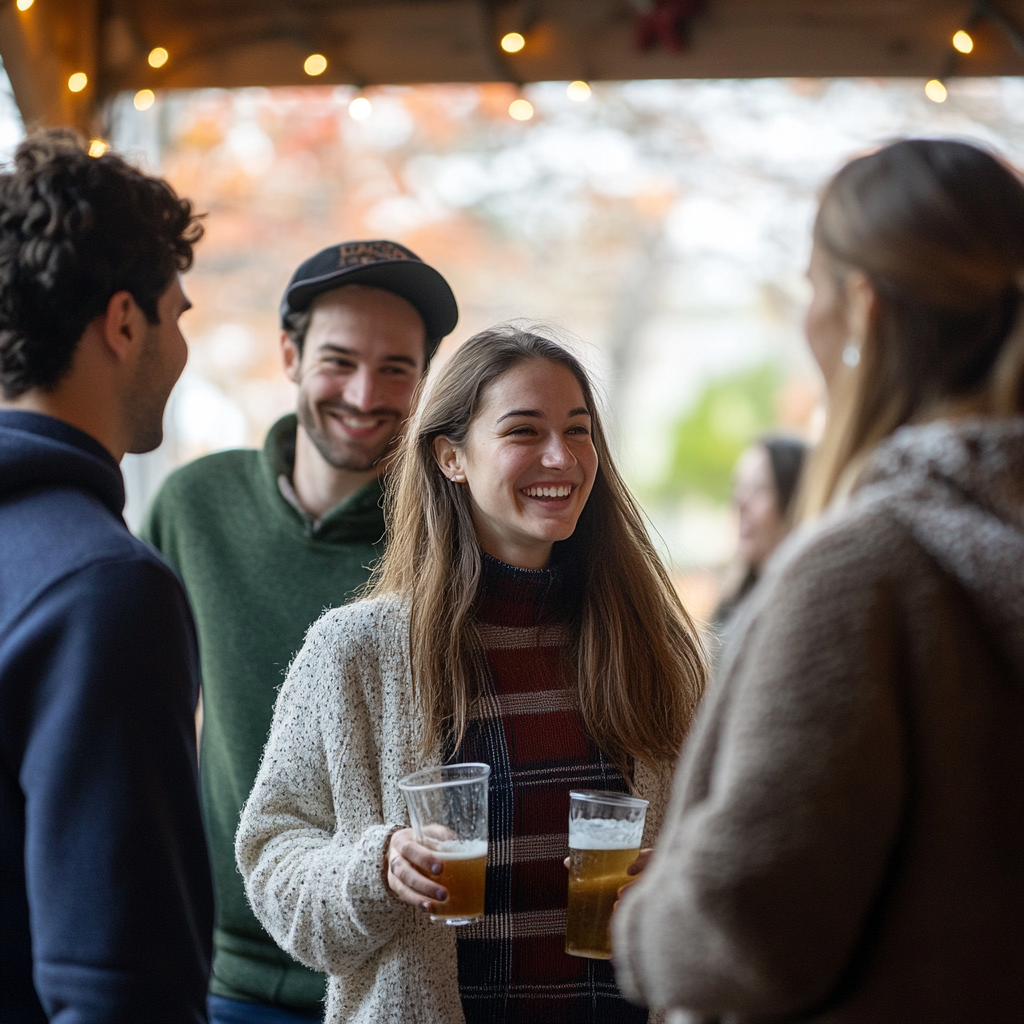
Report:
399,763,491,927
432,843,487,921
565,845,638,959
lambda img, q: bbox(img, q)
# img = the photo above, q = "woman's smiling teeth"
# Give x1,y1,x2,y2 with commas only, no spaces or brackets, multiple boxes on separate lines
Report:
523,484,573,498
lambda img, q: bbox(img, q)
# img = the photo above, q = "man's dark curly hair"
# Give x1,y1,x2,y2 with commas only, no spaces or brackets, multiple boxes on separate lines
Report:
0,128,204,398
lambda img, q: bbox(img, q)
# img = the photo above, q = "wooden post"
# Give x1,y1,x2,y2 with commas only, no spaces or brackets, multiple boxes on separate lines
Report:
0,0,99,134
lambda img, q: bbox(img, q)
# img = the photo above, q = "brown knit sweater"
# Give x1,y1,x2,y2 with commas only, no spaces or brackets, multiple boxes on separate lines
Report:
612,416,1024,1024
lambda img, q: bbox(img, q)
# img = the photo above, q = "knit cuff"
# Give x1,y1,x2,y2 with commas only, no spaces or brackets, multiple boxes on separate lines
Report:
335,823,409,937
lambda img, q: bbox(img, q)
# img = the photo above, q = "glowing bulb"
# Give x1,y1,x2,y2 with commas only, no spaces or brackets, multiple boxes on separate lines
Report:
16,0,34,11
148,47,169,68
304,53,327,76
509,98,534,121
501,32,525,53
88,139,108,158
566,80,591,102
952,30,974,53
924,79,948,103
134,88,155,111
67,72,88,93
349,96,372,120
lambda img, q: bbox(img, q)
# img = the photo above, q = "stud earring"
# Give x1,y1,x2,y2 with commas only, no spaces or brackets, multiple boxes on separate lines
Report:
842,339,861,368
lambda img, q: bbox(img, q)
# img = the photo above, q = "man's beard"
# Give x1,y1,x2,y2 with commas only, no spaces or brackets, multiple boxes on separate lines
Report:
296,394,404,472
123,325,175,455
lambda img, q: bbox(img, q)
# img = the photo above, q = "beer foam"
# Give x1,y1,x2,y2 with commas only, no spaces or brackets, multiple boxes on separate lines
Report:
569,817,644,850
432,840,488,860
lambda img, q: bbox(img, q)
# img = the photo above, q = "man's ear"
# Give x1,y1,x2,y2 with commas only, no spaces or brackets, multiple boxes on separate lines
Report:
281,330,301,384
101,290,147,364
432,435,466,482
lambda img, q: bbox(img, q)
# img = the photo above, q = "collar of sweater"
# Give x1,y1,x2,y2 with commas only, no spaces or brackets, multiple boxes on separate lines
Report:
258,413,386,544
474,552,565,628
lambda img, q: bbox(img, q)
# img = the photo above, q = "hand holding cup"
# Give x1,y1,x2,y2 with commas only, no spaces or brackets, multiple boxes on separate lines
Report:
385,828,449,913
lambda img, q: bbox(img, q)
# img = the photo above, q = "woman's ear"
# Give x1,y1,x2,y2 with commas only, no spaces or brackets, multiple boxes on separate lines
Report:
432,435,466,482
845,269,879,351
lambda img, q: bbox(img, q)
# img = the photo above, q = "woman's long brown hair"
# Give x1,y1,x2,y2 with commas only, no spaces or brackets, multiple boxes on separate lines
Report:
800,138,1024,518
370,325,707,772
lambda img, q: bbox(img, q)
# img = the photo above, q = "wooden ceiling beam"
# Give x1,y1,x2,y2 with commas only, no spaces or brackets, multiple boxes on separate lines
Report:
2,1,1022,133
98,0,1024,93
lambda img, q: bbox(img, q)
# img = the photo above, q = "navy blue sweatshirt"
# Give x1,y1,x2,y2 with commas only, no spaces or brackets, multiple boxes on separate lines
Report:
0,411,213,1023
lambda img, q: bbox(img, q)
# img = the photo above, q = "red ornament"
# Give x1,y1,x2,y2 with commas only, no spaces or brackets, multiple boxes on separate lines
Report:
633,0,704,53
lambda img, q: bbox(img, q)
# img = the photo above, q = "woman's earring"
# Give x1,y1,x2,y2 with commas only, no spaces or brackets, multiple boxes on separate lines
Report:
842,339,861,368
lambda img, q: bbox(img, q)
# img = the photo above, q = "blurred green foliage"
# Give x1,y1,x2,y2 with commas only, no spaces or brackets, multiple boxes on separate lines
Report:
658,362,782,503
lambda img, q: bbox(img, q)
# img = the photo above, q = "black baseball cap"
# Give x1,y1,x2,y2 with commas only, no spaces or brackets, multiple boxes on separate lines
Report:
279,240,458,360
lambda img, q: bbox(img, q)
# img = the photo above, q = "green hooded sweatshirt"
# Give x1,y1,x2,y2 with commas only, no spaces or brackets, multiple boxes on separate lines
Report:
142,415,385,1011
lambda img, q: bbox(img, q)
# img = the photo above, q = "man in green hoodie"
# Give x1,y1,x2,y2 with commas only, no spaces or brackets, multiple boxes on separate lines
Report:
142,241,458,1024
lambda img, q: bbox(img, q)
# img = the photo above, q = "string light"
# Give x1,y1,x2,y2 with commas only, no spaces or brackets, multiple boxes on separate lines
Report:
304,53,328,76
88,139,108,158
501,32,525,53
925,79,948,103
16,0,34,11
952,30,974,53
509,98,534,121
349,96,372,120
566,80,591,101
148,47,169,68
134,89,155,111
67,72,88,93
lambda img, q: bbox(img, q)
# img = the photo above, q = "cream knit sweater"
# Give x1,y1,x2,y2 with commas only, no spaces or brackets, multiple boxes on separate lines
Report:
236,596,671,1023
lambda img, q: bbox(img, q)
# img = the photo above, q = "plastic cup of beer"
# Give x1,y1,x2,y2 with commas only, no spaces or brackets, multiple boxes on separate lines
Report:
565,789,648,959
398,762,490,925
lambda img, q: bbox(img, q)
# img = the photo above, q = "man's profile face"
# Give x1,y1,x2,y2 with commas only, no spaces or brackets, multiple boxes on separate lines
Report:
286,284,427,473
125,277,191,455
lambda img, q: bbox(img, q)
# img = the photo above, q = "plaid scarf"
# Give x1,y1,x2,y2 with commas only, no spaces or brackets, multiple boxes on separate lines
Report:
453,555,648,1024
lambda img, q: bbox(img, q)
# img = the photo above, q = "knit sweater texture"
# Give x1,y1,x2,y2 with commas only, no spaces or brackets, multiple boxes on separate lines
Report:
142,414,385,1010
612,416,1024,1023
236,590,672,1024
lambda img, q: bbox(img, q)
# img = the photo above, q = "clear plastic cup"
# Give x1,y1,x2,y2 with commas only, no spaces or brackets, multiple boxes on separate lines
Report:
398,763,490,925
565,789,648,958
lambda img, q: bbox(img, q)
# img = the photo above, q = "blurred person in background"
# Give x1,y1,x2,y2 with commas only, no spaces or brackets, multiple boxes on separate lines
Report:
711,436,808,640
0,131,212,1023
612,138,1024,1023
143,241,457,1024
236,325,707,1024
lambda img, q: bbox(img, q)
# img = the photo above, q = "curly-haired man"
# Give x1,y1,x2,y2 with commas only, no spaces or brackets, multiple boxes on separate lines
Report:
0,130,213,1023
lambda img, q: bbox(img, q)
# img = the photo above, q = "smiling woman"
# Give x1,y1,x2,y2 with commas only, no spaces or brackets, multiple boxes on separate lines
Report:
431,357,599,569
236,323,708,1024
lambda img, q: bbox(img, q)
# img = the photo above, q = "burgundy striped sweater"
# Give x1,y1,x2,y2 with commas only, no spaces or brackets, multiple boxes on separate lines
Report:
454,555,647,1024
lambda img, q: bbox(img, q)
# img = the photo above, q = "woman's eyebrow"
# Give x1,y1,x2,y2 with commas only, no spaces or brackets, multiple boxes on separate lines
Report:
496,408,541,423
496,407,591,423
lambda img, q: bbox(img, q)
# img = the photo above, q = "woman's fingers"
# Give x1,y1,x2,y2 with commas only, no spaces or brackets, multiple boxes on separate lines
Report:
613,849,656,907
626,847,654,876
391,829,444,877
389,868,442,912
385,828,449,910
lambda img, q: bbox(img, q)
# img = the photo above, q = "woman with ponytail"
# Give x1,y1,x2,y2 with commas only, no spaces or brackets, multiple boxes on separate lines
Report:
613,138,1024,1023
